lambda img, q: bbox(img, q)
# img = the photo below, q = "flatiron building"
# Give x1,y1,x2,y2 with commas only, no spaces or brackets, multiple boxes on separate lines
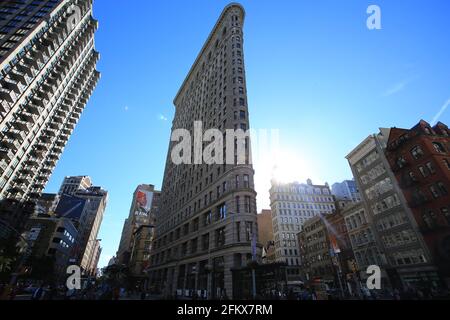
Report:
149,4,259,299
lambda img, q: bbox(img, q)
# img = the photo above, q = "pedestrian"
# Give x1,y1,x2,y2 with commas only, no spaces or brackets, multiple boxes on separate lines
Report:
9,285,17,301
113,287,120,300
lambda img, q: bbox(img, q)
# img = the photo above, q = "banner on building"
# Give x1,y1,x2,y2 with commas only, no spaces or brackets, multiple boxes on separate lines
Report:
134,188,154,217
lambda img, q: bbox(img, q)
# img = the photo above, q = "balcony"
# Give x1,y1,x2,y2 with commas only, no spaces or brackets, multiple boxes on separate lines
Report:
16,63,34,78
35,143,49,152
20,166,36,175
37,90,51,101
54,115,64,124
11,119,31,132
47,76,59,86
1,139,21,152
4,130,26,142
55,140,65,148
61,128,71,135
22,56,39,70
40,134,53,143
34,42,50,56
24,159,39,168
0,148,14,161
48,121,61,130
74,105,83,113
41,167,52,174
0,90,14,103
63,98,73,106
2,80,21,95
14,175,31,185
30,149,45,160
7,186,25,196
60,103,71,112
48,153,59,161
33,182,45,190
45,159,57,167
56,109,67,117
9,71,27,85
70,87,80,96
27,104,41,116
29,49,45,64
53,146,63,153
42,129,56,137
41,37,56,50
67,93,76,101
20,112,35,124
41,83,54,93
35,175,47,182
31,97,45,108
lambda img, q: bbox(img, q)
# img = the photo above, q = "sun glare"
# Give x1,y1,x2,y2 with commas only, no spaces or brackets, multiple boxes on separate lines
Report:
271,150,317,184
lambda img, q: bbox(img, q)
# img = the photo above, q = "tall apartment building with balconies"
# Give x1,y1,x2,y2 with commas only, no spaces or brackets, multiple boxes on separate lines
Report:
0,0,100,233
148,4,259,299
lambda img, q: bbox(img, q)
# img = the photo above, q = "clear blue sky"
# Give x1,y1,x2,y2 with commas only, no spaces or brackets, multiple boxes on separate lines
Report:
44,0,450,268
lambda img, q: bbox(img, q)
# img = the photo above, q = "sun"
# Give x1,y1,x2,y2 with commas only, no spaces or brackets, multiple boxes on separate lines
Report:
271,149,316,184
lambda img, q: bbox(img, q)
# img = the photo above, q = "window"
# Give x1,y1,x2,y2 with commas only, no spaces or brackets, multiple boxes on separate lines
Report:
236,222,241,242
432,142,446,153
426,162,436,174
397,157,407,169
245,222,253,241
418,166,428,177
204,211,212,226
243,175,249,188
430,185,440,199
441,208,450,224
217,203,227,220
191,238,198,253
244,196,251,213
437,182,448,195
182,242,188,256
411,146,424,159
202,233,210,251
408,171,417,182
193,218,199,232
216,228,226,247
443,159,450,170
240,110,246,120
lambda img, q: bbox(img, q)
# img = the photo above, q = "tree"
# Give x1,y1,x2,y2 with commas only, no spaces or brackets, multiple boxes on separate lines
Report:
102,264,131,288
26,256,56,284
0,238,20,282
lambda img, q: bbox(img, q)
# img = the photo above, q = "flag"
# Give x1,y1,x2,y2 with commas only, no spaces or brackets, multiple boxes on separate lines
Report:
329,234,341,254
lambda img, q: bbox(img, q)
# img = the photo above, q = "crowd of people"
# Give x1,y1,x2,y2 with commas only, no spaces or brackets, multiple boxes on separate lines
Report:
1,280,449,301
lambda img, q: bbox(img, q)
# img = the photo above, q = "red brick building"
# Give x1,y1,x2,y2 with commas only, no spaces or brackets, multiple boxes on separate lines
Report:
385,120,450,288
